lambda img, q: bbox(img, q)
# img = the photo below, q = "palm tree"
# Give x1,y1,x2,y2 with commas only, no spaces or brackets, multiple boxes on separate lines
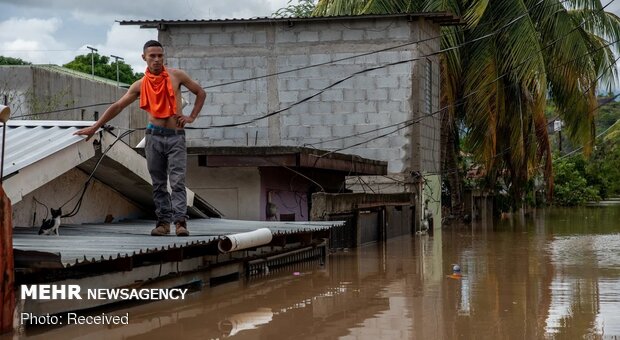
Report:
313,0,620,212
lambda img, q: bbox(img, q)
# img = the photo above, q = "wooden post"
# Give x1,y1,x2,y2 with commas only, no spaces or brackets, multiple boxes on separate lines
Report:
0,185,14,334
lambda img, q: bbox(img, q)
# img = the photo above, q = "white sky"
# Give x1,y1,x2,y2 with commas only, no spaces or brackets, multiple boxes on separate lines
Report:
1,1,620,73
0,0,290,71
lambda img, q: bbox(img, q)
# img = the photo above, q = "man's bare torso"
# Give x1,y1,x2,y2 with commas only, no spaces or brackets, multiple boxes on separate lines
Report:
136,67,184,129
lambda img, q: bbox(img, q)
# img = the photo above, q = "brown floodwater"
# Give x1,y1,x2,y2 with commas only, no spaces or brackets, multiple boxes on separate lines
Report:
9,205,620,339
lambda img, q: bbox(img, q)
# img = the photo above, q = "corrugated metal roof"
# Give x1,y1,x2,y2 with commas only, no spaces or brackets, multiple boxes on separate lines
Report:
1,120,94,179
13,218,343,267
118,12,463,27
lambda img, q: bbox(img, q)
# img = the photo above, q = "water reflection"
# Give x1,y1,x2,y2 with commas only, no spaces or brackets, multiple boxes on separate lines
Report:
10,205,620,339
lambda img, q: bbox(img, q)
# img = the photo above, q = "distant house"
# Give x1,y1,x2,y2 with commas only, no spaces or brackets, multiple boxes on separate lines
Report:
182,146,387,221
121,13,460,229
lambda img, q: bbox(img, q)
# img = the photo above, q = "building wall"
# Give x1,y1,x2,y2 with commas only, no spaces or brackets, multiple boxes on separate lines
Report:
259,167,313,221
0,66,146,146
12,168,145,228
158,17,441,174
186,160,261,220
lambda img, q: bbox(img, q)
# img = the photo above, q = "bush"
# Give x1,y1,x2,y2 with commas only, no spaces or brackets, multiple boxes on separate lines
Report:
553,156,600,206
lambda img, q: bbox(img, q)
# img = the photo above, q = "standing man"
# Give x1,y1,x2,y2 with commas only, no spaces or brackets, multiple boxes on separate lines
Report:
74,40,206,237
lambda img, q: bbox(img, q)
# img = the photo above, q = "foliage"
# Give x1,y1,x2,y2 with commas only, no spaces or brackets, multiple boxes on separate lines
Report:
313,0,620,209
63,53,142,84
553,155,600,206
273,0,317,18
0,56,31,65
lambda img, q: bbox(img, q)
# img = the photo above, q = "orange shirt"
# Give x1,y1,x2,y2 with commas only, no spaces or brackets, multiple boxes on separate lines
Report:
140,67,177,119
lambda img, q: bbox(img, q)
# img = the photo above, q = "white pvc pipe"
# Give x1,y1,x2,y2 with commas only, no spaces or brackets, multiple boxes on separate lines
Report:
218,308,273,336
218,228,273,253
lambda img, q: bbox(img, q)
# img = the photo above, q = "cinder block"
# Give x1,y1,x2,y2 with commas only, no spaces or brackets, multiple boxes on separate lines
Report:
389,88,410,101
279,91,299,103
282,114,301,126
344,89,367,101
298,31,319,42
212,93,234,105
310,54,331,65
286,125,311,138
300,114,322,126
223,127,246,139
212,116,234,126
233,32,254,45
345,113,366,125
378,52,401,64
203,127,223,139
233,93,252,104
352,77,376,90
323,114,346,126
286,78,308,91
222,103,245,115
320,90,344,102
210,69,232,80
288,54,310,66
319,30,342,41
388,26,410,39
331,125,355,137
315,102,333,115
332,102,355,114
367,89,388,101
211,33,233,45
309,79,331,90
224,57,245,68
343,30,364,41
232,69,252,80
189,34,210,46
255,32,267,44
172,34,190,46
376,76,399,88
310,126,331,138
366,113,391,124
203,57,225,68
365,30,387,40
355,102,377,113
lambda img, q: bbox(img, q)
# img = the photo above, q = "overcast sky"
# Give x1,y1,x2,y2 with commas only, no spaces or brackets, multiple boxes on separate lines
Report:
0,0,289,71
1,0,620,73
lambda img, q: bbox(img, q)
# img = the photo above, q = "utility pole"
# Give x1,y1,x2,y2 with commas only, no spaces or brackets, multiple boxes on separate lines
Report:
86,46,98,79
110,55,124,87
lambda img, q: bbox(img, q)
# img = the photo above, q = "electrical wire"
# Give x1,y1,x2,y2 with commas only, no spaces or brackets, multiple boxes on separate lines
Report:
10,0,569,120
60,129,133,218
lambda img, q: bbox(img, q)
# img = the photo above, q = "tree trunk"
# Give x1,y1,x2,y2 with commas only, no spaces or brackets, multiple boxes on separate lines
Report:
440,107,464,218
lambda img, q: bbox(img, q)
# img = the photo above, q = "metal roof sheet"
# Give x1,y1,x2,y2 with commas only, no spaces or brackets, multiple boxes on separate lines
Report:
1,120,94,179
118,12,463,27
13,218,343,267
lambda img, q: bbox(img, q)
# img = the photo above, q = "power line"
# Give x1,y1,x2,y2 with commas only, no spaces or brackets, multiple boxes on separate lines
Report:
12,0,567,119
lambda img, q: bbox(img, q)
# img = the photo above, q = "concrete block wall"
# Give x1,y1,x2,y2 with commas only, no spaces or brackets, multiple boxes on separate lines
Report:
0,66,146,146
159,17,441,174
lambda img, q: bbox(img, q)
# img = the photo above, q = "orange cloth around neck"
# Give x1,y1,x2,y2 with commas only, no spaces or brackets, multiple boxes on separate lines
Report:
140,66,177,119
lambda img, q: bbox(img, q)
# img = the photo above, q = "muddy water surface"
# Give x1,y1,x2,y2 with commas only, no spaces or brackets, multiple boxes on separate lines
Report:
13,205,620,339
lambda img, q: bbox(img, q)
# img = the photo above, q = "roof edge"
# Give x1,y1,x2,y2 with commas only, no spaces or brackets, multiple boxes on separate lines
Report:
118,12,463,28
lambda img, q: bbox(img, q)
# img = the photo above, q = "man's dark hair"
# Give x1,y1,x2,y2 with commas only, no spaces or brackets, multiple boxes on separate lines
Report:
143,40,163,52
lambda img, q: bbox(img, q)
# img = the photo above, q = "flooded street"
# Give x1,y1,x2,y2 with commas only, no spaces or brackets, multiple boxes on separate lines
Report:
15,205,620,339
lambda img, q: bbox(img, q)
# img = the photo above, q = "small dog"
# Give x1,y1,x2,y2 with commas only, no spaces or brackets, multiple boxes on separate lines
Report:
38,208,62,236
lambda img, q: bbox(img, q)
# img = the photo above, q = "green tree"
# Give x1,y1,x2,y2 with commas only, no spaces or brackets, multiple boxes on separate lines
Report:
63,53,142,84
0,56,31,65
553,155,600,205
313,0,620,211
273,0,317,18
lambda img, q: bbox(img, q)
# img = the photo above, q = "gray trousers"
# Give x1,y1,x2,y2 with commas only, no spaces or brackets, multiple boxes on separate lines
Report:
145,131,187,223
